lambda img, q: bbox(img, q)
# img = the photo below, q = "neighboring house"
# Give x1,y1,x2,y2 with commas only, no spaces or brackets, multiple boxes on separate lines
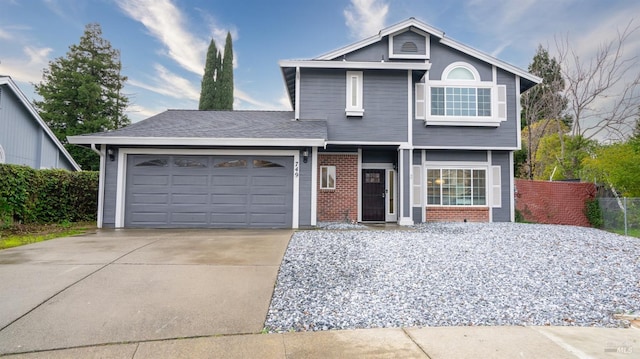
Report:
0,76,80,171
69,18,541,229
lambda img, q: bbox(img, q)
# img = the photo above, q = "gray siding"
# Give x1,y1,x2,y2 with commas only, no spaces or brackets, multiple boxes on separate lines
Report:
425,150,487,162
343,39,389,62
491,151,512,222
402,149,411,218
0,84,74,170
299,148,312,227
102,146,119,227
392,31,427,56
413,65,518,149
413,150,422,165
362,149,397,164
429,39,492,81
300,69,408,142
0,87,40,168
413,207,423,223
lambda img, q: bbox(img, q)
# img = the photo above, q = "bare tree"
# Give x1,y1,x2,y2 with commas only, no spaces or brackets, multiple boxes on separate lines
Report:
556,21,640,142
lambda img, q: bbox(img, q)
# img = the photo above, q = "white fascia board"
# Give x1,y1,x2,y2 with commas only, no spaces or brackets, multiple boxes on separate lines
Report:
0,77,81,171
416,145,520,151
315,18,444,60
279,60,430,71
439,38,542,85
68,136,326,147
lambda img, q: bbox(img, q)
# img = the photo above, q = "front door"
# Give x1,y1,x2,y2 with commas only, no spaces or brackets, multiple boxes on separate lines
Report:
362,169,386,221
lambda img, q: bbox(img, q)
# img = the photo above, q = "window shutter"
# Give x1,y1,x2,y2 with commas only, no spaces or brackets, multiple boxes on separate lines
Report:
415,83,425,119
491,166,502,207
496,85,507,121
412,165,422,206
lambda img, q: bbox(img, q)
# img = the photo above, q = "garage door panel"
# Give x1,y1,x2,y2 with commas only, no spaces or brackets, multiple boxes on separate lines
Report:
252,194,286,205
171,194,208,205
129,212,169,224
171,212,208,224
132,175,169,186
172,175,209,186
126,155,293,228
212,194,248,205
131,193,169,204
212,175,248,186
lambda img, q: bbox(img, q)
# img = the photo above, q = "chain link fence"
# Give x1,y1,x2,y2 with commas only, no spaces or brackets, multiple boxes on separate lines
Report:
598,198,640,237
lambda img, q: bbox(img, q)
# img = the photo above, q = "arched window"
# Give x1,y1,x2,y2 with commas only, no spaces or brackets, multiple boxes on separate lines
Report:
442,62,481,81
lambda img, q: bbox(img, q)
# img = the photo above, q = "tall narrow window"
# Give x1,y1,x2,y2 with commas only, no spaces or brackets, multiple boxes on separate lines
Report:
320,166,336,190
345,71,364,116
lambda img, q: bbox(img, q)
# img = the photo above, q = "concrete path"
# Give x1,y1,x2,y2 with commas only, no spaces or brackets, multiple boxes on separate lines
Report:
1,229,638,358
0,229,292,355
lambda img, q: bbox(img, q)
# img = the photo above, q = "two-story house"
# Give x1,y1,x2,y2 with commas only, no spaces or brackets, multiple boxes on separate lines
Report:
0,76,80,171
69,18,540,229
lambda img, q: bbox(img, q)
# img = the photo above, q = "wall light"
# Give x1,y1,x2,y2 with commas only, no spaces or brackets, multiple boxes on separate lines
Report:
302,149,309,163
107,148,115,161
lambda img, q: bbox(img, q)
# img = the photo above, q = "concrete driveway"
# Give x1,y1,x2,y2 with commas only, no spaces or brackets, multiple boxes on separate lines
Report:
0,229,292,355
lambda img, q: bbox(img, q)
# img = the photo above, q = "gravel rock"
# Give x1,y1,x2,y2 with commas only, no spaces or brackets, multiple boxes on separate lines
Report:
264,222,640,332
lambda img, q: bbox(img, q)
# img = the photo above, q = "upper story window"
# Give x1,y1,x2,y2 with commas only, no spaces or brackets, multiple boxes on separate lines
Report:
345,71,364,117
415,62,507,127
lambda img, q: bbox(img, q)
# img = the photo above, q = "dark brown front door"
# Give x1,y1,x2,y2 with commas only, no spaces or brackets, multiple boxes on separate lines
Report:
362,169,385,221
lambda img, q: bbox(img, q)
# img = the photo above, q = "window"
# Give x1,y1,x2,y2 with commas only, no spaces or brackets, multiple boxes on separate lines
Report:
416,62,508,126
320,166,336,189
135,158,168,167
253,159,284,168
214,159,247,168
174,158,207,168
345,71,364,116
431,87,491,117
426,168,486,206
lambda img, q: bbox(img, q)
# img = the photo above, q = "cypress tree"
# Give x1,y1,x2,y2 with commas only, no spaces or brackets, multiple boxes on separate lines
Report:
198,39,219,110
217,32,234,110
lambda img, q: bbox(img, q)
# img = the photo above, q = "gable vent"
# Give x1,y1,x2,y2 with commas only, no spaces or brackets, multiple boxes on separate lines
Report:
401,41,418,53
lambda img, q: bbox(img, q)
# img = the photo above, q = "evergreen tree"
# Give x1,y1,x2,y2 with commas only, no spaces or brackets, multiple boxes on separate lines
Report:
217,32,234,110
34,23,129,170
198,39,220,110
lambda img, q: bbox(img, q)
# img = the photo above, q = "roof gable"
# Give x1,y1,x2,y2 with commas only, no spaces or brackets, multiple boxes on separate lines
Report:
0,76,81,171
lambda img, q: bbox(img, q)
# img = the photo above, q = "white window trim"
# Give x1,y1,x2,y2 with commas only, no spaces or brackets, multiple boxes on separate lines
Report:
422,62,506,127
345,71,364,117
424,165,489,207
319,165,336,190
388,30,430,59
115,148,301,229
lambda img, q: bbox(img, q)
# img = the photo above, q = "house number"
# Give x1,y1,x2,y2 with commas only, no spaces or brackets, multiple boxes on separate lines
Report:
294,161,299,178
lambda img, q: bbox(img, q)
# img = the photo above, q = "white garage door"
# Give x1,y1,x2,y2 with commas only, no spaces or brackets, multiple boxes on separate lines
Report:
124,155,293,228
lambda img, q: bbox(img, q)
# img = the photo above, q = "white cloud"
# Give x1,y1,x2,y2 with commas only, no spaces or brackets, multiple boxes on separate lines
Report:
116,0,207,75
125,104,163,122
344,0,389,39
0,46,53,83
128,64,200,100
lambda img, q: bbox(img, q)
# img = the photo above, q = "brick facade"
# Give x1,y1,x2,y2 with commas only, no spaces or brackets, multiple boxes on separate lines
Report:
425,207,490,222
515,179,596,227
317,154,359,222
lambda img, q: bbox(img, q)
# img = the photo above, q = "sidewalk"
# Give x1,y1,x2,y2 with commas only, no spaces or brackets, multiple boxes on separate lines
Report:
4,325,638,358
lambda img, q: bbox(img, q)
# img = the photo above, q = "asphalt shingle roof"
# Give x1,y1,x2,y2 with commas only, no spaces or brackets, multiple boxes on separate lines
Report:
81,110,327,140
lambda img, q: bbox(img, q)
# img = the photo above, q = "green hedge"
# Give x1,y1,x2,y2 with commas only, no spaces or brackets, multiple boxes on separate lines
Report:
0,164,98,225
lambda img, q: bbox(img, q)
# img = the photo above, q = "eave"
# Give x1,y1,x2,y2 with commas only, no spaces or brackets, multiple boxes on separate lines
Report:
67,136,327,148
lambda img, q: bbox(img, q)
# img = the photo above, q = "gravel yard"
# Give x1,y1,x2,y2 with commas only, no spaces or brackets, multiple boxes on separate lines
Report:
264,222,640,332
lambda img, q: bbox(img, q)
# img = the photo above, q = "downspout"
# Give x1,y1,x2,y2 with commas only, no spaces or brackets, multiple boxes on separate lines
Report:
90,144,105,229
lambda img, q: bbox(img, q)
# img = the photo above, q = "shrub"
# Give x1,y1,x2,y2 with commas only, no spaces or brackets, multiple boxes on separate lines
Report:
0,164,98,225
584,198,603,228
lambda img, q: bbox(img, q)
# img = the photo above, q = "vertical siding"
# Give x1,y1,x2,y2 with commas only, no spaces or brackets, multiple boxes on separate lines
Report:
491,151,512,222
300,69,408,142
392,31,427,56
429,40,492,81
425,150,487,162
0,87,40,167
39,132,60,168
298,148,312,226
402,149,411,217
102,147,119,227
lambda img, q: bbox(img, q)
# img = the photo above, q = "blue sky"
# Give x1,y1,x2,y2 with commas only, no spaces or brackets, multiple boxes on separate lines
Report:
1,0,639,123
